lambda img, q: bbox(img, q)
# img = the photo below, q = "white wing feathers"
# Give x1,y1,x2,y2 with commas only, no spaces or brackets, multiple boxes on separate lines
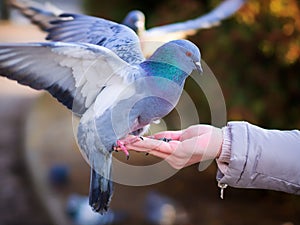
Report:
145,0,245,39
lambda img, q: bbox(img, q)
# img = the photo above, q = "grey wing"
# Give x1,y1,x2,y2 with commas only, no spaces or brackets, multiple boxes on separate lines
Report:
46,13,145,65
9,0,63,31
9,1,144,64
0,42,132,115
146,0,246,38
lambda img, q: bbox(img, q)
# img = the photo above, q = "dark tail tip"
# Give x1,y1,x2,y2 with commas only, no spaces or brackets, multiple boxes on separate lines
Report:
89,169,113,214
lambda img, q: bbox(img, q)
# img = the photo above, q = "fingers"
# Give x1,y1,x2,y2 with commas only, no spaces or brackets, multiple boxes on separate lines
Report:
144,149,170,159
150,130,183,141
125,137,180,154
151,125,213,141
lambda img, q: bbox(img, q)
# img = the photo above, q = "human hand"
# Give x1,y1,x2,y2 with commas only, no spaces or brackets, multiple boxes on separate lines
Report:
122,125,223,169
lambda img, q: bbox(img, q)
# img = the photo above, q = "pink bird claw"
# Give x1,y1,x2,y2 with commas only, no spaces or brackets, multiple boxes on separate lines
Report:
116,140,129,160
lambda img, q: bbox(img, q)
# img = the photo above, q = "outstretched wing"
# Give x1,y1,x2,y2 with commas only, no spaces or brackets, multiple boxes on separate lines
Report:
0,42,136,115
9,0,63,31
10,0,145,65
47,13,145,65
145,0,246,39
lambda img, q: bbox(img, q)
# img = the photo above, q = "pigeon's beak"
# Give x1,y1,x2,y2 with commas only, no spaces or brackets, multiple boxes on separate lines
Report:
194,61,203,75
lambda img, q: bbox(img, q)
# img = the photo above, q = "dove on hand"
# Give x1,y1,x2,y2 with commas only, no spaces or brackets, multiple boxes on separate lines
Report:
0,11,203,213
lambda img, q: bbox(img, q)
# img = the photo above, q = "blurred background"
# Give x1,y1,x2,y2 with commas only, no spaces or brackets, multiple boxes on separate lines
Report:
0,0,300,225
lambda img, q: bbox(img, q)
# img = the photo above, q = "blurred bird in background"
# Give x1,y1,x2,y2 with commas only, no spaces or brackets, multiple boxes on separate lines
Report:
122,0,246,55
9,0,246,55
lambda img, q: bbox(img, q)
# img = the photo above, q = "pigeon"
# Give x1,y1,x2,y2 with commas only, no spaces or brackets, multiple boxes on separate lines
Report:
123,0,246,56
122,0,246,40
9,0,246,55
0,15,203,213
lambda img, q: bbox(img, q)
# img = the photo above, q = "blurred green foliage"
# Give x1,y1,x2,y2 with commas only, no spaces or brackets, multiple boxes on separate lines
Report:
84,0,300,130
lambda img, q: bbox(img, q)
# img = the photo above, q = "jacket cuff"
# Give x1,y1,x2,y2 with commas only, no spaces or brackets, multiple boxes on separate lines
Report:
216,121,249,185
216,125,232,174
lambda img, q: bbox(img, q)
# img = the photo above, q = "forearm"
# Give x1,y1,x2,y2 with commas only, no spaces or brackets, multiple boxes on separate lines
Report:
217,121,300,194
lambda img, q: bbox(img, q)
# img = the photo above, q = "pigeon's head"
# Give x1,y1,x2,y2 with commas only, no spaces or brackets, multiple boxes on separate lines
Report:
170,40,203,74
122,10,145,34
149,39,203,76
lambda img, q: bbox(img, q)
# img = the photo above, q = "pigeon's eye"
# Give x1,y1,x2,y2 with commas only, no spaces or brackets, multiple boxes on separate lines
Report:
186,51,192,57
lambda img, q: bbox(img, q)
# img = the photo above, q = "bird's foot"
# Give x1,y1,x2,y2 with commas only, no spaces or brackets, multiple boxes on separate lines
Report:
115,140,130,160
113,136,144,159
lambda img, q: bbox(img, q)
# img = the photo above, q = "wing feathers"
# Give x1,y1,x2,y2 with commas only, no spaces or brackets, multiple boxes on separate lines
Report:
45,13,145,65
146,0,245,38
0,42,133,115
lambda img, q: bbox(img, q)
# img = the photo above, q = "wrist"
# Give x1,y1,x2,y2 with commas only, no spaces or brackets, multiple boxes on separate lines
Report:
208,127,223,160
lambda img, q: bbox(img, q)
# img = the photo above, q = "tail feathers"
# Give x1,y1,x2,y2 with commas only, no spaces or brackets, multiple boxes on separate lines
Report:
89,168,113,214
